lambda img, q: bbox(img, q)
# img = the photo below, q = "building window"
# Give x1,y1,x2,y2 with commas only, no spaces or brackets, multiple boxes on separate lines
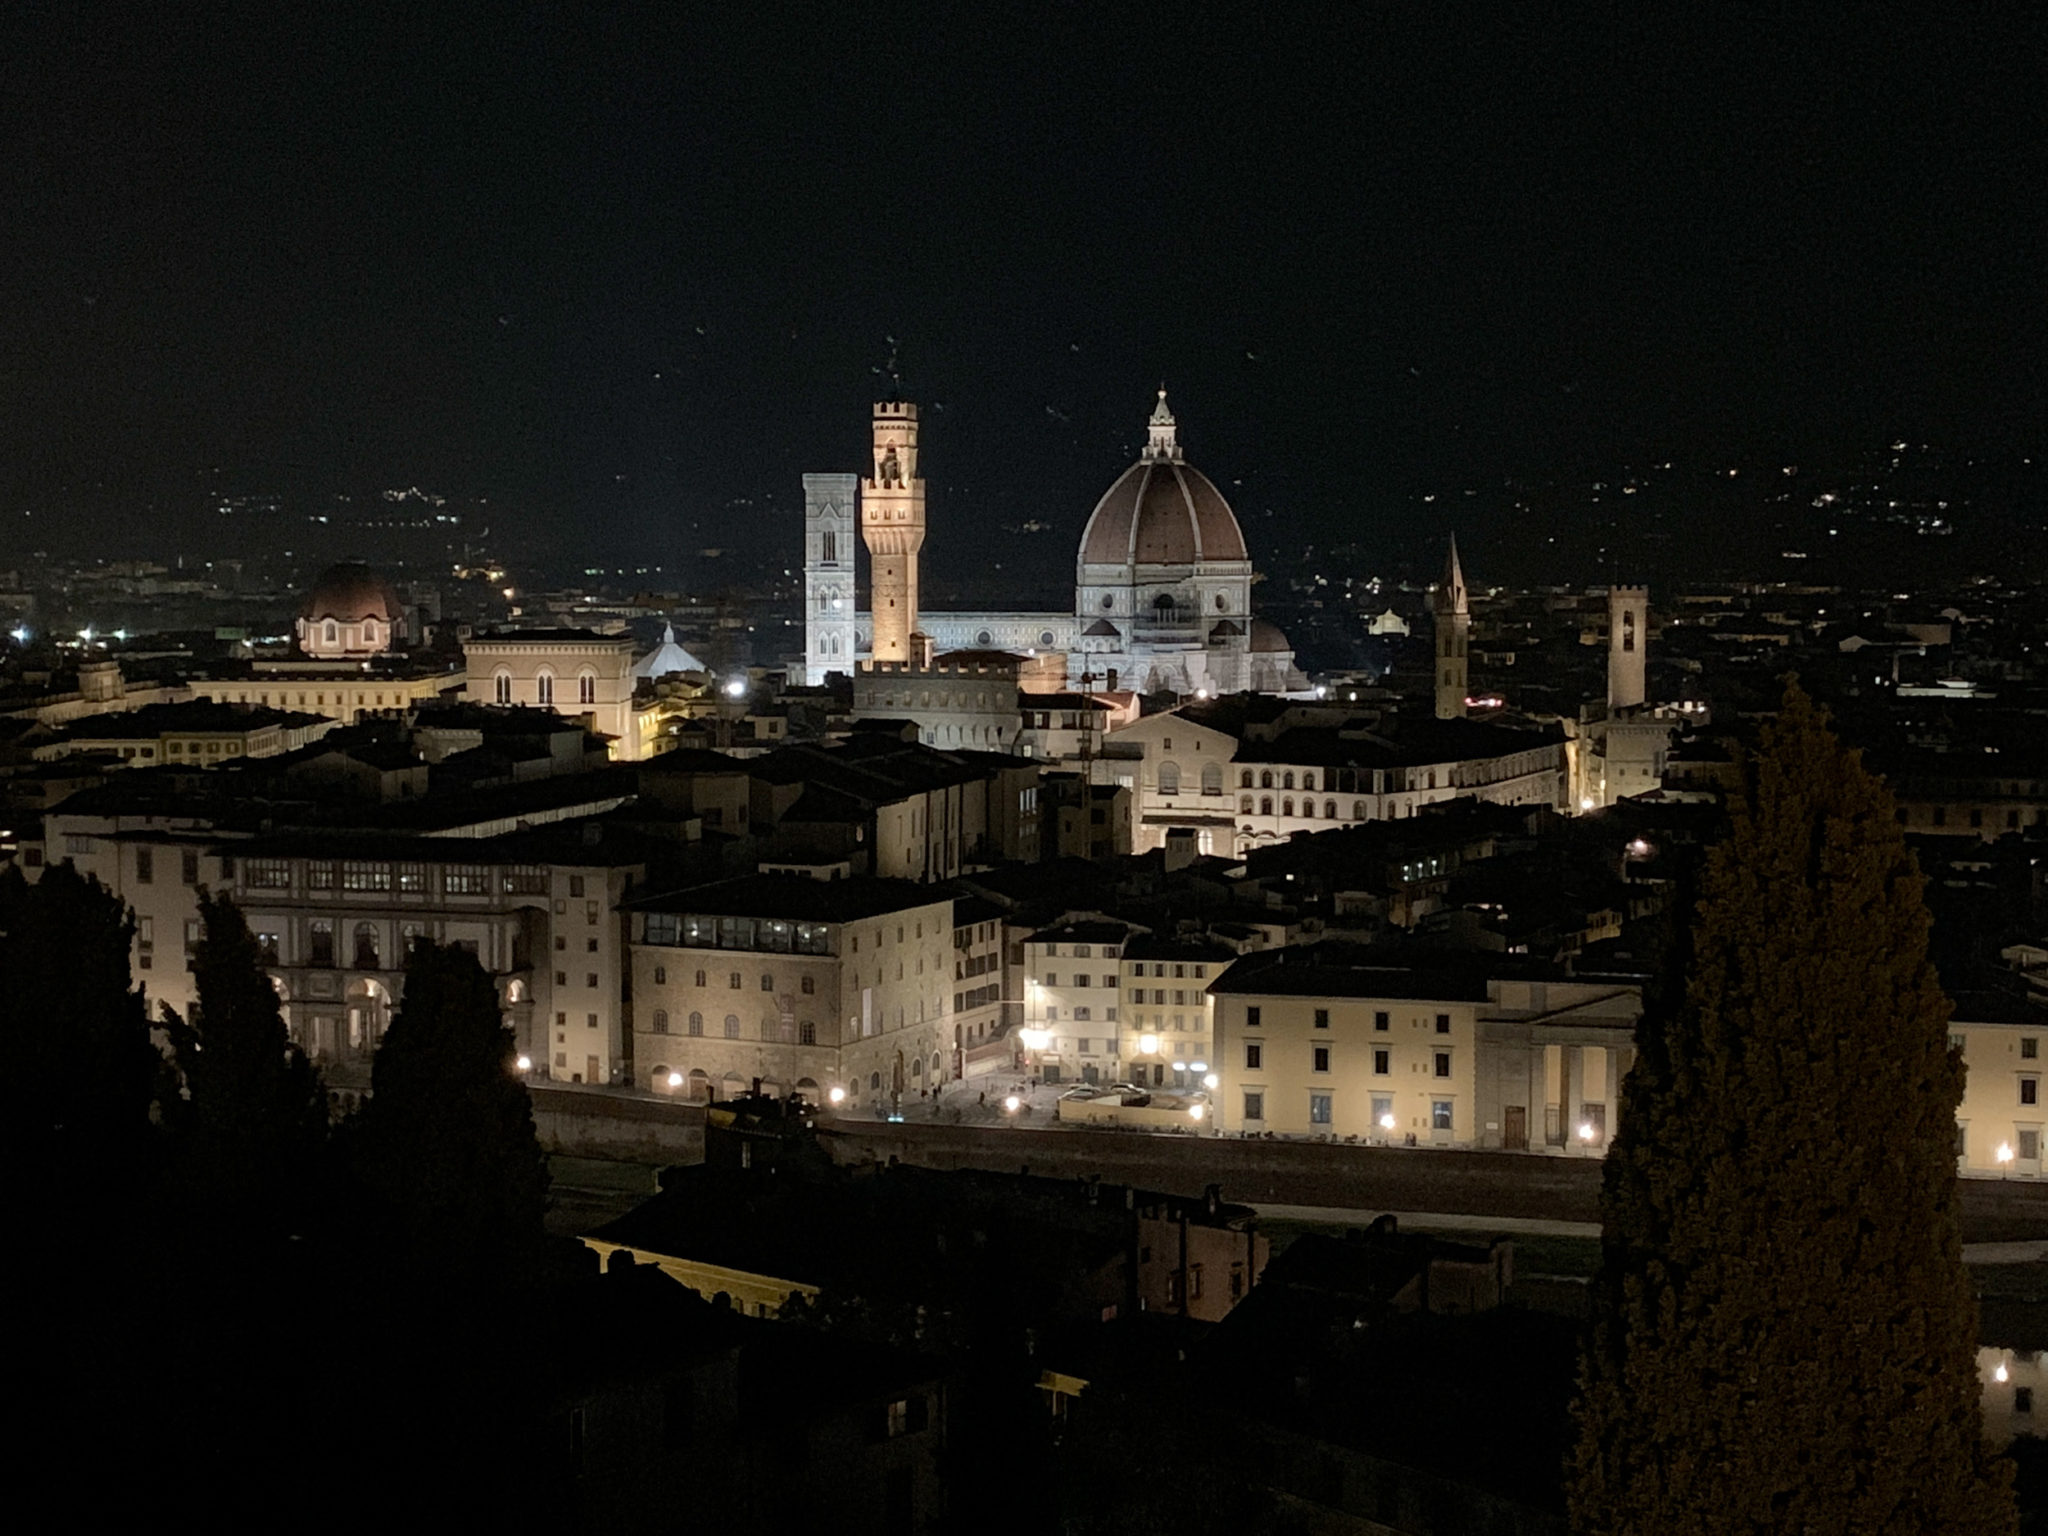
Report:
2017,1386,2034,1416
1245,1042,1262,1070
688,1012,703,1036
1242,1091,1264,1121
1201,763,1222,795
2024,1037,2039,1060
1246,1006,1261,1029
578,671,596,705
1158,762,1181,795
493,670,512,705
1314,1008,1329,1029
308,921,334,968
182,850,200,884
1371,1093,1394,1129
799,1020,816,1046
1434,1051,1452,1078
724,1014,740,1039
2022,1078,2039,1107
654,965,666,984
1374,1010,1389,1031
1432,1100,1454,1131
255,932,279,965
1373,1048,1390,1075
1240,770,1253,788
729,973,742,989
652,1009,669,1034
536,671,555,706
1309,1093,1332,1126
2021,1129,2041,1162
1312,1046,1330,1073
136,848,154,884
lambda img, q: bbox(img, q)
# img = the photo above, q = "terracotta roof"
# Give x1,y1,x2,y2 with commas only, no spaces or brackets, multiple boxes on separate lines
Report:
1078,459,1248,567
299,563,401,623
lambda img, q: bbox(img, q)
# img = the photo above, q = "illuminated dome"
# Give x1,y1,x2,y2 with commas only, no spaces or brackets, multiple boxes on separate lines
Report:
1077,391,1248,568
301,563,402,625
297,563,404,658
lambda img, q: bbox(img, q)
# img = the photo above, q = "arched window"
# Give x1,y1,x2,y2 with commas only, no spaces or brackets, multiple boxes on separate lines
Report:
799,1020,817,1045
352,924,380,970
1301,801,1314,820
1240,795,1253,813
1622,609,1636,652
1201,763,1223,795
1325,800,1337,819
493,669,512,706
323,620,338,647
1283,798,1294,817
821,530,836,563
1302,773,1315,791
1260,770,1273,789
363,620,379,644
1260,796,1272,815
723,1013,740,1039
578,670,596,705
652,1009,669,1034
1240,769,1254,789
687,1011,703,1036
1282,772,1294,790
1158,761,1181,795
535,670,554,706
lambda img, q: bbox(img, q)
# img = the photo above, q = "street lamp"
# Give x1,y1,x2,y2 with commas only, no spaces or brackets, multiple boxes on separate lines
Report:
667,1070,683,1089
1379,1112,1396,1131
827,1085,847,1106
1004,1094,1022,1113
1202,1072,1219,1090
1188,1103,1205,1122
514,1054,531,1073
1578,1121,1597,1144
1138,1032,1160,1056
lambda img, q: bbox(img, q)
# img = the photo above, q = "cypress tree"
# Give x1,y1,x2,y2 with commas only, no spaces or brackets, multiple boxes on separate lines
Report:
1568,682,2015,1534
164,888,328,1237
345,937,550,1287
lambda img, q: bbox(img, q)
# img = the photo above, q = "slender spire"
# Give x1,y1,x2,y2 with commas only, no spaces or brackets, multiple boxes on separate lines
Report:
1437,533,1468,616
1143,386,1182,462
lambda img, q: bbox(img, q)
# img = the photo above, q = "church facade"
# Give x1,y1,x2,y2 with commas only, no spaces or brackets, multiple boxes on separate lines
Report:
803,391,1305,696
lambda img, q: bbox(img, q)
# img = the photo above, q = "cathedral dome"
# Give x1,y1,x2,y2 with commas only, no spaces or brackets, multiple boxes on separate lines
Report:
1078,392,1248,568
300,562,401,624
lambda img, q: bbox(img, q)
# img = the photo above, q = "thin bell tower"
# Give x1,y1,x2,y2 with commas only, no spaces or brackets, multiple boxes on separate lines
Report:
1433,535,1470,720
861,398,926,665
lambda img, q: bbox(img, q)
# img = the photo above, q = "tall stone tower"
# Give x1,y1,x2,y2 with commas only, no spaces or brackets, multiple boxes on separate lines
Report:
1607,584,1648,710
1433,535,1470,720
861,400,925,665
803,472,858,685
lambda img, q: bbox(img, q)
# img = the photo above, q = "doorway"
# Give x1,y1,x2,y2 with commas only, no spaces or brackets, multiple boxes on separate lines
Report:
1503,1105,1528,1151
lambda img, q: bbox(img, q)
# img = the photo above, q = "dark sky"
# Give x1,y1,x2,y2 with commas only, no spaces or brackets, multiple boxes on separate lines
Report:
5,3,2043,586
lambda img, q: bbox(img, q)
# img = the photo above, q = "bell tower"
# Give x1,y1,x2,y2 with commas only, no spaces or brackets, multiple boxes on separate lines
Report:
1608,584,1648,710
803,472,857,685
861,399,925,665
1433,535,1470,720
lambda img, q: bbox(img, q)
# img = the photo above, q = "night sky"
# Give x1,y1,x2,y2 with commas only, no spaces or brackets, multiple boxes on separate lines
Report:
6,4,2043,589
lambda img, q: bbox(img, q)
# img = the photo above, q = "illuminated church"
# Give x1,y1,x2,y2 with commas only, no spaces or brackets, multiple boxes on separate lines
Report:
804,391,1306,695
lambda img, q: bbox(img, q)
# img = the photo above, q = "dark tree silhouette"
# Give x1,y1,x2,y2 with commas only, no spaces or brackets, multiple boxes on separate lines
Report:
163,888,327,1237
346,937,550,1289
0,862,159,1187
1569,682,2016,1535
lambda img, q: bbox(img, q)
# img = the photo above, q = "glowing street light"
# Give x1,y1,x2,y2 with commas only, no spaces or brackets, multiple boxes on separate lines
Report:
1578,1122,1597,1143
1189,1060,1208,1073
827,1085,847,1106
1203,1072,1220,1090
724,678,747,698
1188,1103,1205,1122
667,1070,683,1089
1379,1112,1396,1131
1138,1033,1161,1056
1580,796,1596,812
514,1054,532,1072
1003,1094,1022,1113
